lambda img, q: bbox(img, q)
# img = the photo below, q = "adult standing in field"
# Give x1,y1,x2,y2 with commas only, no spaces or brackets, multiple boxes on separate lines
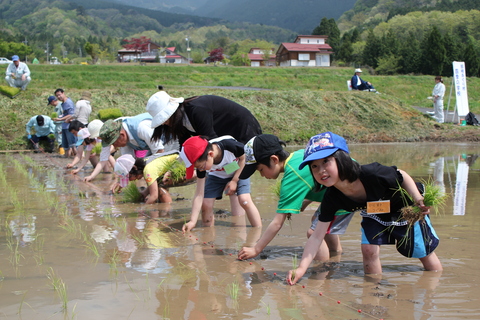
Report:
351,68,376,92
83,113,165,182
73,91,92,126
5,55,31,90
432,76,445,124
47,95,63,152
25,115,55,152
54,88,77,158
146,92,262,146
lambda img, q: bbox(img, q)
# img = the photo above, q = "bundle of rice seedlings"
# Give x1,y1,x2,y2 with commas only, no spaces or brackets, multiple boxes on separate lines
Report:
399,178,448,226
51,112,59,119
158,158,188,187
91,143,102,155
122,181,143,203
0,85,21,98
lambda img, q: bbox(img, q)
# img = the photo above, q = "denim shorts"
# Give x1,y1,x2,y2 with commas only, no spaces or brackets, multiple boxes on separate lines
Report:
204,174,251,200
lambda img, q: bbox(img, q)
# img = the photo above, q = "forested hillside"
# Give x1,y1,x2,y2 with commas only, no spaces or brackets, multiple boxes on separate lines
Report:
106,0,357,33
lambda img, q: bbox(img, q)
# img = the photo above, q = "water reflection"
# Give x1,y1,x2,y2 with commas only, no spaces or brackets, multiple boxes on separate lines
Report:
1,142,480,319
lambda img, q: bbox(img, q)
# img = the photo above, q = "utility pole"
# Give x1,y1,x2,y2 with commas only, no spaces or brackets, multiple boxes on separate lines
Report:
46,42,49,64
185,36,191,64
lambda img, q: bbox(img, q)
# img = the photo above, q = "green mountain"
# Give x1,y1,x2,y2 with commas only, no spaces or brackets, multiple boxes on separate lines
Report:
104,0,358,33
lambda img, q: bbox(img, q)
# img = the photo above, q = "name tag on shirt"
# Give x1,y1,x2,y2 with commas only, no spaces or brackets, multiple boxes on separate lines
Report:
223,162,240,174
366,200,390,214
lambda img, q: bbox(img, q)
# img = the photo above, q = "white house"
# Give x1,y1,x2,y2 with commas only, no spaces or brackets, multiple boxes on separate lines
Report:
276,35,333,67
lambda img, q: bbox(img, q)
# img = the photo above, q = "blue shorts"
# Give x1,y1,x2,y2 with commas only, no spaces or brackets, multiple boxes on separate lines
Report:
204,174,251,200
310,208,354,235
361,215,439,258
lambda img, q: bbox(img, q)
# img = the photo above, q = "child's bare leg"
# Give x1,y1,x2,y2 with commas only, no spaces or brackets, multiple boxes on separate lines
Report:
238,193,262,227
229,194,245,216
158,187,172,203
361,244,382,274
201,198,216,227
419,252,443,271
324,234,342,256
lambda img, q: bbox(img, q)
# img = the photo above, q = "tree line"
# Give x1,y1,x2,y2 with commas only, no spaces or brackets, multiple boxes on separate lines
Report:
322,9,480,76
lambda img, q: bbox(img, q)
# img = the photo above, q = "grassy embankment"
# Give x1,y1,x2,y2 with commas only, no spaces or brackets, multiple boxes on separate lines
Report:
1,64,479,150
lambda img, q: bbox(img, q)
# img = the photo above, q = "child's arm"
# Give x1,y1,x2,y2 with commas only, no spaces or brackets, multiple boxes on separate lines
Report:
66,145,84,168
286,221,330,285
71,149,92,174
399,169,430,214
225,154,245,195
238,213,287,260
182,177,206,232
84,160,107,182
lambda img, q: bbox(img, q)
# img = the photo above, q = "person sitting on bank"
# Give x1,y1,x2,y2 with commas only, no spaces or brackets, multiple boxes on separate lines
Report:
351,68,377,92
26,115,55,153
5,55,31,91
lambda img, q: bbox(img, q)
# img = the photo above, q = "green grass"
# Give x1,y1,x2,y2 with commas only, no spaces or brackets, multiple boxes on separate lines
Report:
1,64,479,150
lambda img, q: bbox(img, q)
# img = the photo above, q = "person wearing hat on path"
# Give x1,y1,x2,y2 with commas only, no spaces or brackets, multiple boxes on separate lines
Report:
83,113,166,182
25,115,55,152
73,91,92,126
72,120,115,176
351,68,377,92
146,91,262,146
286,132,442,285
5,55,31,90
48,95,63,152
179,135,262,232
237,134,353,261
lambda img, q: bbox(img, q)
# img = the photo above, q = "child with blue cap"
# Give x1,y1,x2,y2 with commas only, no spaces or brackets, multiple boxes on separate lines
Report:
287,132,442,285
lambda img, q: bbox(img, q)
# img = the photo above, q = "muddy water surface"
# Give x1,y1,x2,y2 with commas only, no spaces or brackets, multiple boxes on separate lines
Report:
0,142,479,320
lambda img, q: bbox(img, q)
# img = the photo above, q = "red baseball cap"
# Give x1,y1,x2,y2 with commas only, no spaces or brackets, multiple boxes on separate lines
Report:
179,136,208,179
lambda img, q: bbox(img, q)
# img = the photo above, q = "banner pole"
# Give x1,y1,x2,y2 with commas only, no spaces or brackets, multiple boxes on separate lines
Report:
446,76,455,123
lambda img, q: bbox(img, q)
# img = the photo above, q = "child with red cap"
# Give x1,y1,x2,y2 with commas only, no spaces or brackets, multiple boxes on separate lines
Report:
179,135,262,232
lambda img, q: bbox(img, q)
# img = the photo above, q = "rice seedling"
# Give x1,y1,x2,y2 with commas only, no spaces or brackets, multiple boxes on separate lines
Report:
108,249,120,280
121,182,143,203
82,234,101,258
260,300,271,315
17,290,33,316
6,234,24,274
290,252,298,283
397,178,449,226
227,280,240,301
31,232,45,266
46,267,69,311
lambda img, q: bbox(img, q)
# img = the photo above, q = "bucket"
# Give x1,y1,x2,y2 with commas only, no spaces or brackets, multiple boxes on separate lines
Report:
461,120,466,126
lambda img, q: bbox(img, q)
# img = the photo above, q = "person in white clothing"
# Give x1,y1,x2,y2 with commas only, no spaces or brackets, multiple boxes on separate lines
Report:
432,76,445,124
5,55,31,90
73,91,92,126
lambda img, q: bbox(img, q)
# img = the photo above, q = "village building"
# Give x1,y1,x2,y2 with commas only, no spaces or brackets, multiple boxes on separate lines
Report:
276,35,333,67
117,41,189,63
248,48,276,67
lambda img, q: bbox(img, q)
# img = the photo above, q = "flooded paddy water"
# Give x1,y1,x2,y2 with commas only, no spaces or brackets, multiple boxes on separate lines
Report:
0,142,479,320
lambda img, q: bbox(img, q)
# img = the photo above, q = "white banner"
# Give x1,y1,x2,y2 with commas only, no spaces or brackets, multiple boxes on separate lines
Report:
452,61,469,116
453,161,469,216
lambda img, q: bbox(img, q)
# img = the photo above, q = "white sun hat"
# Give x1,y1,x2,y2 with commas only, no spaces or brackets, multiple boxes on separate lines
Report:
87,119,104,139
355,68,362,73
146,91,184,128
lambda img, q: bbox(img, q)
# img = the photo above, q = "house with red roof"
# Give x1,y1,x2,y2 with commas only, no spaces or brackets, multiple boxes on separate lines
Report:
276,35,333,67
248,48,276,67
117,42,189,63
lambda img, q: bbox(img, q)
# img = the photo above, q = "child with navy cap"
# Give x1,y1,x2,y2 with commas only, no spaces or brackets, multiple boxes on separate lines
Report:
287,132,442,285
